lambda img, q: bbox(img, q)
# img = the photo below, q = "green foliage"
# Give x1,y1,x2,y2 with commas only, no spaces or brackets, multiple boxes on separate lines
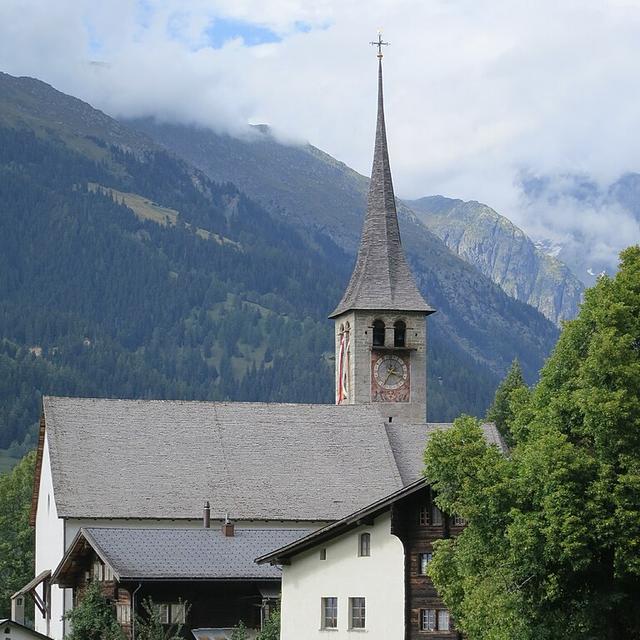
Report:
63,581,125,640
256,609,280,640
0,451,35,618
486,359,527,445
135,598,188,640
424,247,640,640
230,620,248,640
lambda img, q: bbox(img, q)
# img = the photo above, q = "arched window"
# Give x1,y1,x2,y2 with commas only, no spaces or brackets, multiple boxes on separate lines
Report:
358,532,371,557
372,320,385,347
394,320,406,348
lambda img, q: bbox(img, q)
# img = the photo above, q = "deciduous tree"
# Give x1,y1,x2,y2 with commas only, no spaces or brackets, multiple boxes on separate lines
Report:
424,247,640,640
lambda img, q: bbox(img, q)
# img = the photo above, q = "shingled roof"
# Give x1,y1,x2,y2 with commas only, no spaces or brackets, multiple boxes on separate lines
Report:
40,397,405,521
53,527,310,585
330,59,434,318
35,396,504,524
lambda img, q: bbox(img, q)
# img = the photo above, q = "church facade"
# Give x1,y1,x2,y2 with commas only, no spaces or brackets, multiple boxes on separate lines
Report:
23,42,504,640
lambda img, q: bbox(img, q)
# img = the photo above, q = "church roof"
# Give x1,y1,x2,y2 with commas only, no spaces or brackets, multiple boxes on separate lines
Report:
35,396,504,524
330,59,434,318
39,397,405,521
385,422,506,484
53,527,310,584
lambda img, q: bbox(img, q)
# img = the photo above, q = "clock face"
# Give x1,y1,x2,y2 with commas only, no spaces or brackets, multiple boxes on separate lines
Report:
373,354,408,390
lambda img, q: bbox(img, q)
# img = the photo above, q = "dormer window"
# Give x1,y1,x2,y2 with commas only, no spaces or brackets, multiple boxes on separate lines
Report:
394,320,406,347
372,320,385,347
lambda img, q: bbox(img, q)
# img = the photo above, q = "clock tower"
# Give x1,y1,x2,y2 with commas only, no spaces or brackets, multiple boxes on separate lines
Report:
330,37,435,424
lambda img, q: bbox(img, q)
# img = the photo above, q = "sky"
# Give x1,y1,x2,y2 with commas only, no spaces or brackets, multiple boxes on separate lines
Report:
1,0,640,277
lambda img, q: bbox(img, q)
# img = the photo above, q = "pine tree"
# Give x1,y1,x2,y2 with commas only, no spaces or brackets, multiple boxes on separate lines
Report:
486,358,526,445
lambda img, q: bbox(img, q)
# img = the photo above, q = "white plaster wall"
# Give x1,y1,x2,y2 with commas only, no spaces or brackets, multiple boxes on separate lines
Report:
34,434,64,639
280,511,404,640
1,622,50,640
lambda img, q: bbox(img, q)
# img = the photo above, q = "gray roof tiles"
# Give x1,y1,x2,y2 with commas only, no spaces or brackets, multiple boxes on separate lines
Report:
330,59,433,318
385,422,506,484
82,527,310,580
43,396,503,523
44,397,405,521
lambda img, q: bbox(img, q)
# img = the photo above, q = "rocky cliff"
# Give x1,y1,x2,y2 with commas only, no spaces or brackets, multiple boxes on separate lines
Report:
408,196,584,324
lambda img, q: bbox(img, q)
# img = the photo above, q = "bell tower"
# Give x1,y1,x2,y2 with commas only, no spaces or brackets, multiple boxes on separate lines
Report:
330,34,435,424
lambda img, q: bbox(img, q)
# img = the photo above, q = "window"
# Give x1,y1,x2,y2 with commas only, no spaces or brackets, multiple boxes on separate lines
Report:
372,320,385,347
154,603,185,625
320,548,327,560
116,603,131,624
420,609,450,632
349,597,366,629
358,533,371,557
419,504,430,526
420,608,436,631
394,320,406,347
321,597,338,629
438,610,450,631
170,603,186,624
104,564,114,581
91,560,103,581
156,604,170,625
431,504,443,527
419,552,433,575
452,514,466,527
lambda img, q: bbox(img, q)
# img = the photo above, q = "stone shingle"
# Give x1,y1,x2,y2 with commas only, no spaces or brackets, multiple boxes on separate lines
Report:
330,60,434,318
43,397,405,521
81,527,309,580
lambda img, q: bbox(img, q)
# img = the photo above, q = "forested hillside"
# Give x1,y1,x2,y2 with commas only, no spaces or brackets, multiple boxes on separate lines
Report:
0,124,343,457
0,72,559,463
127,120,559,386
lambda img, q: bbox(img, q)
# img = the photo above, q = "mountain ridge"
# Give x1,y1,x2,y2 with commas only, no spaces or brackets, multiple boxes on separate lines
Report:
0,71,558,463
407,195,584,324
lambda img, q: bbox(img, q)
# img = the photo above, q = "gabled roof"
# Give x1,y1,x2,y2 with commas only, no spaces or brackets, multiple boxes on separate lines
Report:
330,59,434,318
37,397,405,521
32,396,504,524
256,478,427,565
53,527,310,586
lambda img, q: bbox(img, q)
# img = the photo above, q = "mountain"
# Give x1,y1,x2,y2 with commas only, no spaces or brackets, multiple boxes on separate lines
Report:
406,196,584,324
0,72,558,463
126,119,559,384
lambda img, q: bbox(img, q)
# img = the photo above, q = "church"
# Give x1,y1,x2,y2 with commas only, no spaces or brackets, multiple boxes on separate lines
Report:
21,40,504,640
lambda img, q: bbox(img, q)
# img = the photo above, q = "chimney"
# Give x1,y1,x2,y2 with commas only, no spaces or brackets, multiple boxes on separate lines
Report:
222,512,235,537
203,501,210,529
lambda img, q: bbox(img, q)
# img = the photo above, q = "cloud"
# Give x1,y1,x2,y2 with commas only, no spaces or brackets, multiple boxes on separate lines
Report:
1,0,640,272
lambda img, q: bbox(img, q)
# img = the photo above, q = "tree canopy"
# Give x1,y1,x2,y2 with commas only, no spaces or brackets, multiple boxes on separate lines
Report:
424,246,640,640
0,451,35,619
486,358,526,446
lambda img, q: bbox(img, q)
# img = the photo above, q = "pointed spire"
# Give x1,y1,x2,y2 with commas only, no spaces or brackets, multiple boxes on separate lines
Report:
330,53,433,318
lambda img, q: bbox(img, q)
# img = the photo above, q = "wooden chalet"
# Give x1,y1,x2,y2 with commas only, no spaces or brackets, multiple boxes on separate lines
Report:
52,523,309,639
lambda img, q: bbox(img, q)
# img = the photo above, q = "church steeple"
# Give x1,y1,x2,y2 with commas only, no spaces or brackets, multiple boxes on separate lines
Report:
329,47,434,319
331,37,434,424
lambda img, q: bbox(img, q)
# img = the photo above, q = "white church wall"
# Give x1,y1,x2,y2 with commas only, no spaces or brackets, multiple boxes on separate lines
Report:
34,433,64,639
279,511,404,640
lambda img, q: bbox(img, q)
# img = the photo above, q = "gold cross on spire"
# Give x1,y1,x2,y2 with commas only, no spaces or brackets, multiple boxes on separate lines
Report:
370,30,390,59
